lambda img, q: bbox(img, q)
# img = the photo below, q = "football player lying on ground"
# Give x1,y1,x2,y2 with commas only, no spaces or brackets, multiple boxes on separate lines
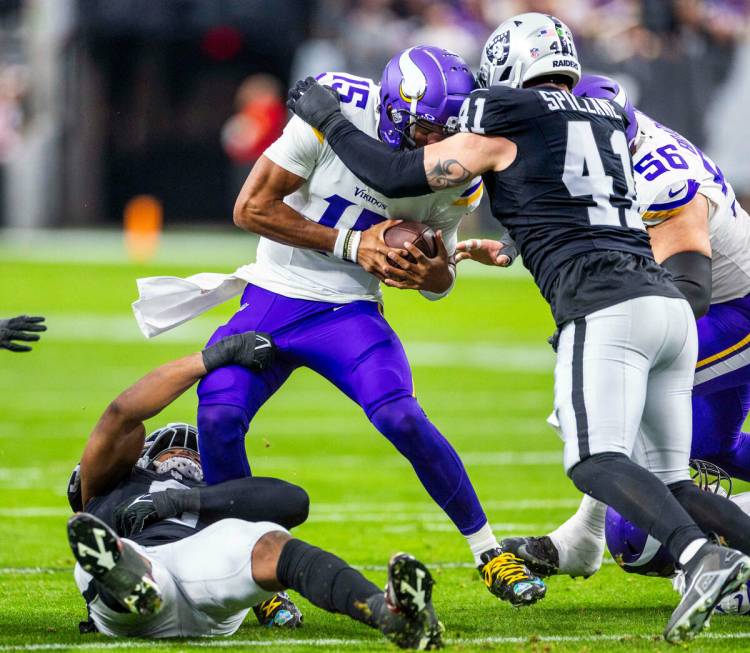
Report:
287,11,750,642
67,330,443,649
495,75,750,581
0,315,46,352
133,46,541,608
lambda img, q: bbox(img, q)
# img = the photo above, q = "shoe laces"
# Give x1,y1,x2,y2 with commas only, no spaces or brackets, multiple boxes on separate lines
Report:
482,552,533,587
258,594,283,619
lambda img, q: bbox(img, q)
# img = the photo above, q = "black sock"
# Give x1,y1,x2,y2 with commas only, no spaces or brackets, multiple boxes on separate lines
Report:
570,453,705,562
276,538,381,626
669,480,750,554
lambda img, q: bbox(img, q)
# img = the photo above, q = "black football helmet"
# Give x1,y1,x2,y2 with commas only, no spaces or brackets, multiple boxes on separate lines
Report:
67,463,83,512
137,423,202,482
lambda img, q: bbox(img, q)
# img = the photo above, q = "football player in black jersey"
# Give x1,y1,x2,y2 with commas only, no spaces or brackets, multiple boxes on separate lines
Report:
67,330,443,648
286,12,750,642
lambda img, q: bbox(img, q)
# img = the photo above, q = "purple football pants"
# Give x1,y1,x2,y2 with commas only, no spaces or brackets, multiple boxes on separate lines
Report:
692,294,750,480
197,284,487,535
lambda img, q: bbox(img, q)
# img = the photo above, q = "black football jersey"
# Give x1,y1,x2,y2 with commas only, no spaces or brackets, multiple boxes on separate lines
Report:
458,85,680,324
85,467,201,546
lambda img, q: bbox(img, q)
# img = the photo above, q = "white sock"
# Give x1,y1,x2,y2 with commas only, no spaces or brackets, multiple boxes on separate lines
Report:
548,494,607,577
465,522,497,566
678,538,708,567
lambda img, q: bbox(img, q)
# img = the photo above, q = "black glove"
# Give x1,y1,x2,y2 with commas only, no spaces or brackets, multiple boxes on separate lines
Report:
287,77,342,132
0,315,46,352
115,489,200,537
202,331,274,372
114,494,160,537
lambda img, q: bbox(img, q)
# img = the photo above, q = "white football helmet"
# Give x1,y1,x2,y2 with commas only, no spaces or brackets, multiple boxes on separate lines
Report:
478,13,581,89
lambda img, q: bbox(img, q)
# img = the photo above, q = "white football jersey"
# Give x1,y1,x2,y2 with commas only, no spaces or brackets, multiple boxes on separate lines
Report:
237,71,483,304
633,111,750,304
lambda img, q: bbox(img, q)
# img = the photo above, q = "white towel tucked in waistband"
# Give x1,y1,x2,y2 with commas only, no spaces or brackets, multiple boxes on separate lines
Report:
132,272,247,338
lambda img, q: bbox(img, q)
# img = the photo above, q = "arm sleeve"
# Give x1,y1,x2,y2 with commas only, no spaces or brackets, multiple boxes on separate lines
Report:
154,477,310,530
662,251,712,319
323,114,432,198
264,115,324,180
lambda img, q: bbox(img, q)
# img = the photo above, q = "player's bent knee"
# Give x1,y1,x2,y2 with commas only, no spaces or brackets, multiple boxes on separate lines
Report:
252,530,292,591
370,398,431,449
197,403,249,444
568,452,632,486
274,482,310,529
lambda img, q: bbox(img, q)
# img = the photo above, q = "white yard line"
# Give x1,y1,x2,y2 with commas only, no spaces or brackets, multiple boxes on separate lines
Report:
0,229,531,278
0,630,746,650
0,452,565,492
12,314,554,371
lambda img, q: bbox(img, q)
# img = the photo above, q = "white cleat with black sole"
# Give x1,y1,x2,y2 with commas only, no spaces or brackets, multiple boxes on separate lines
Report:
67,512,163,616
664,542,750,643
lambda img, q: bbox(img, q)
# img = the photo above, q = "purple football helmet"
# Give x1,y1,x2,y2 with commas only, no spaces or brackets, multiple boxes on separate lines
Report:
605,506,676,577
605,460,733,578
574,74,638,146
378,46,475,150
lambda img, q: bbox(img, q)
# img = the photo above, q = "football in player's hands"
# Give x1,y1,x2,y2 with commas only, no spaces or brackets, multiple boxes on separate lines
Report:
383,221,438,263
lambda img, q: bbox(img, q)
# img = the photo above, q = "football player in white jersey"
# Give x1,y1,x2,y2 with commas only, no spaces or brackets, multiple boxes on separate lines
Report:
133,46,545,606
497,75,750,580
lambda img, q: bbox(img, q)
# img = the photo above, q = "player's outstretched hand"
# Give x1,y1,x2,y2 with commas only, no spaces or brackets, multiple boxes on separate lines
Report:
455,239,513,267
202,331,275,373
0,315,46,352
357,219,403,282
287,77,341,132
383,230,454,293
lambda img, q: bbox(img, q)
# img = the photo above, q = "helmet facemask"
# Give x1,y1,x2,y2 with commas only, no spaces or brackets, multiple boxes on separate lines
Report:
137,423,203,483
386,106,455,150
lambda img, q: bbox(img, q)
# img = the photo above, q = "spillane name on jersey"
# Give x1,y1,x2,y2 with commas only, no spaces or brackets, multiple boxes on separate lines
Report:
458,85,660,315
239,72,482,304
86,467,201,546
633,111,750,304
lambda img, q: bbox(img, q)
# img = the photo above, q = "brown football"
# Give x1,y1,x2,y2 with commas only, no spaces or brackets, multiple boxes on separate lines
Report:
384,221,438,261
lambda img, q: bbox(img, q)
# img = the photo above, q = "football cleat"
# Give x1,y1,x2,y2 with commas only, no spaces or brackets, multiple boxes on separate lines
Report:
366,553,444,649
253,592,303,628
664,542,750,643
500,536,560,578
67,512,162,616
478,548,547,606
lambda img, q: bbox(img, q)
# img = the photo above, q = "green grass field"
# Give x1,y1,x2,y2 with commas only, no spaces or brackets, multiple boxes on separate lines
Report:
1,231,749,652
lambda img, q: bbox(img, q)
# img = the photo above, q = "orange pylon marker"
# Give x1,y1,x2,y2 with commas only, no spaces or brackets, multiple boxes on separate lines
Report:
124,195,162,262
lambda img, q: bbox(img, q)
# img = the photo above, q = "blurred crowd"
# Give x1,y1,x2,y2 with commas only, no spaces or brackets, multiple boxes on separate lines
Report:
1,0,750,227
295,0,750,78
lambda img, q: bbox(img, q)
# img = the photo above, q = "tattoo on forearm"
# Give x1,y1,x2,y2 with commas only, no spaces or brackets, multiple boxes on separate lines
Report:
426,158,473,189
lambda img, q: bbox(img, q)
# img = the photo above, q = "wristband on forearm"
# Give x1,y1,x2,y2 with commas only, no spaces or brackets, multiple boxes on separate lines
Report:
151,488,201,518
333,229,361,263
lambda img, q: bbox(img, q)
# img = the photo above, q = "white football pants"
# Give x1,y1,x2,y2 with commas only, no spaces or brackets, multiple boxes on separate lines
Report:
554,295,697,484
75,519,287,638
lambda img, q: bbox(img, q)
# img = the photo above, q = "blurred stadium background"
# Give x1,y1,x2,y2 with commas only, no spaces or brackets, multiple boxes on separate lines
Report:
1,0,749,234
3,2,750,651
